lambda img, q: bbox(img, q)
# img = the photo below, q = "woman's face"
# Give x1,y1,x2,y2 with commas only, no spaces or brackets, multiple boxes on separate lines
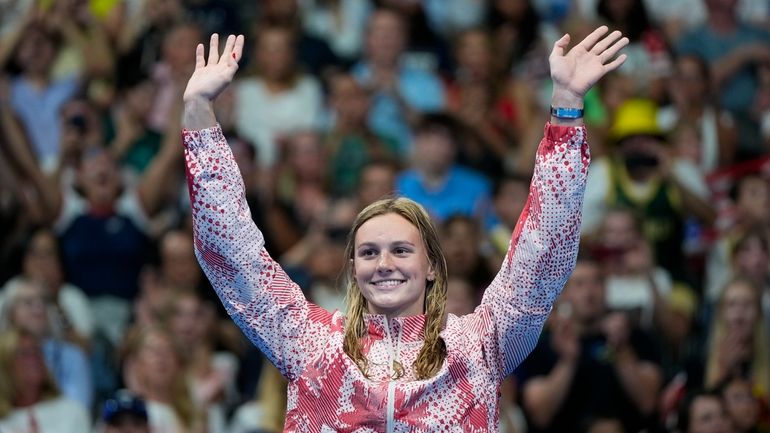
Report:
456,31,491,80
689,395,730,433
10,283,49,338
353,213,434,317
23,231,63,289
732,237,770,284
441,219,480,277
136,331,179,388
721,282,758,339
257,29,295,81
722,379,759,432
13,336,48,393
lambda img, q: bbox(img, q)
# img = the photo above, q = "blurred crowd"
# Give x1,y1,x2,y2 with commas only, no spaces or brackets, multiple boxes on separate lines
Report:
0,0,769,432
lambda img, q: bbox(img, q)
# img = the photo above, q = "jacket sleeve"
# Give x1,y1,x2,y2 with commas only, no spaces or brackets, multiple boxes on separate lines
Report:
463,123,589,379
182,125,330,380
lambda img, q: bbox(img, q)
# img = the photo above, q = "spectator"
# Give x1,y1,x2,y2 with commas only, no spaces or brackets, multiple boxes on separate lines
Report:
518,255,662,433
677,0,770,160
676,390,731,433
372,0,454,74
107,68,164,175
146,21,202,132
658,54,737,173
234,22,324,167
591,207,676,330
116,0,185,74
355,158,399,210
440,215,494,296
581,98,715,278
2,92,185,343
396,113,493,228
0,329,90,433
168,290,238,433
121,325,206,433
351,7,446,152
595,0,671,101
300,0,374,64
717,374,764,433
258,0,340,77
705,175,770,302
445,28,518,178
488,173,531,261
324,72,399,197
0,277,93,410
1,227,94,344
273,130,330,231
487,0,554,83
98,389,151,433
704,277,770,397
445,276,477,316
6,21,81,172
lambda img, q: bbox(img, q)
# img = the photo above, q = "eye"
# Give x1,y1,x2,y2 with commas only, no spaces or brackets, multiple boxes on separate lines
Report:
358,248,378,258
393,247,411,255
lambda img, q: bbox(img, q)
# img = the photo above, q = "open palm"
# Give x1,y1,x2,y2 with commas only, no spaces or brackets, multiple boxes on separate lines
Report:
183,34,245,103
550,26,628,100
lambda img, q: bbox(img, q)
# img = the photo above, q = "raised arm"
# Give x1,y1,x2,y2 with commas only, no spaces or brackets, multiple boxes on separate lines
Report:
182,34,329,379
467,27,628,378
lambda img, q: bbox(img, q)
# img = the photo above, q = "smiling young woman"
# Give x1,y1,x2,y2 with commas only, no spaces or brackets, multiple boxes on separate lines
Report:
181,27,627,432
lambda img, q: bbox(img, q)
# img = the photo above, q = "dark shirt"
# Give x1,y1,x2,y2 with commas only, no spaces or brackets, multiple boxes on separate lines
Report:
517,328,662,433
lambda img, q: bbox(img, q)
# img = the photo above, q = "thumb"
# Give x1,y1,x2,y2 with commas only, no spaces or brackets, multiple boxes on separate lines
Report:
551,34,571,59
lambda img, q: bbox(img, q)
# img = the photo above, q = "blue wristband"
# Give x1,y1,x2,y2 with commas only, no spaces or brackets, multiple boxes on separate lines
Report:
550,106,584,119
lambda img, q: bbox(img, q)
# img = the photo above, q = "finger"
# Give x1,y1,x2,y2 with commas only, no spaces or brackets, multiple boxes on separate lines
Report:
578,25,609,51
208,33,220,65
550,33,571,59
591,30,623,54
221,34,236,64
233,34,245,62
195,43,205,69
600,36,630,63
603,53,628,72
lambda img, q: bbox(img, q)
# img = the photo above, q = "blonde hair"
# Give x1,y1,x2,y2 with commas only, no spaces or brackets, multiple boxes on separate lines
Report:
121,325,202,429
0,329,59,418
705,277,770,395
342,197,448,380
254,363,288,433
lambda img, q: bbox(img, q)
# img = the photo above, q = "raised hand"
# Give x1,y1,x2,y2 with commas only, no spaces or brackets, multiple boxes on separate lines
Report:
183,33,244,104
549,26,628,107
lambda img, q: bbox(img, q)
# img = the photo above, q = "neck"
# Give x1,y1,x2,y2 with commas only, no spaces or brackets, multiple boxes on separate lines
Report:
420,168,449,188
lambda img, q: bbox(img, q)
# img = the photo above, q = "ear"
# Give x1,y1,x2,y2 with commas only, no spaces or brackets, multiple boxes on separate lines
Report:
427,266,436,282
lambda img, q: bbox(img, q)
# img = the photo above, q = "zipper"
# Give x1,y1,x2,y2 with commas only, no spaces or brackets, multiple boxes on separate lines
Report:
382,318,403,433
386,380,396,433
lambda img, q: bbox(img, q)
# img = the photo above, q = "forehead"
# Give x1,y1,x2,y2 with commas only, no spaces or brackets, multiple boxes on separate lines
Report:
355,213,421,245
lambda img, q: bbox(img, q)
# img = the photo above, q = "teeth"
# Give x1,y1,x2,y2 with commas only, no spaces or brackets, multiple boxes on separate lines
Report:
373,280,404,287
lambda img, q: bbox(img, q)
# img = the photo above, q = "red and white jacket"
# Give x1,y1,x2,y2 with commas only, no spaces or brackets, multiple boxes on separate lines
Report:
183,123,589,432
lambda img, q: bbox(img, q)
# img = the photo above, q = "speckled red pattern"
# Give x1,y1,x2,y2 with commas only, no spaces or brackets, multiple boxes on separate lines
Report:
183,122,588,432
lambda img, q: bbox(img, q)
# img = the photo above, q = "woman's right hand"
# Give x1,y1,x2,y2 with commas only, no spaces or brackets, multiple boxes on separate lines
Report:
183,33,244,105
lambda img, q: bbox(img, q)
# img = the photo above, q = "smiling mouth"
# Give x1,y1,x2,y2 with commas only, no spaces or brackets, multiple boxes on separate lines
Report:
371,279,405,288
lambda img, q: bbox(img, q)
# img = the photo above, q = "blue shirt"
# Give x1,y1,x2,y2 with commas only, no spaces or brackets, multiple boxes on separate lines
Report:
396,165,494,228
10,76,80,169
43,339,92,410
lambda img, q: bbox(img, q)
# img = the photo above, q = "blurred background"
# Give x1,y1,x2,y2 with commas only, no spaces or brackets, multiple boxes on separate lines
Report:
0,0,769,432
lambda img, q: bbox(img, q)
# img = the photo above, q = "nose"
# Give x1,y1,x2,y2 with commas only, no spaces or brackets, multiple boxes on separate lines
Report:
377,252,394,272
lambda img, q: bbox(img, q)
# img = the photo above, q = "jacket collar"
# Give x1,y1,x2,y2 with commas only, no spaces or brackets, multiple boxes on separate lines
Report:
363,314,426,344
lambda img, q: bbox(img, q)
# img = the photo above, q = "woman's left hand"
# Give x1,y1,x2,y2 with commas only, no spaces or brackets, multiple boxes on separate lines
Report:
549,26,629,107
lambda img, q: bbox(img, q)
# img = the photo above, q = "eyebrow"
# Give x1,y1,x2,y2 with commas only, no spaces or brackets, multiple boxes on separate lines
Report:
356,241,417,249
